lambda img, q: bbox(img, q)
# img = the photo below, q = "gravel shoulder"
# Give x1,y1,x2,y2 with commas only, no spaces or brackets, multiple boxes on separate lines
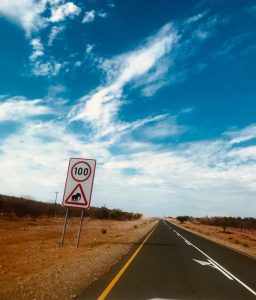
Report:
0,217,157,299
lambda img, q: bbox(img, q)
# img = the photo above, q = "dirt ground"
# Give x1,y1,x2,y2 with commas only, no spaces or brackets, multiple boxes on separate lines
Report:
168,218,256,259
0,216,157,299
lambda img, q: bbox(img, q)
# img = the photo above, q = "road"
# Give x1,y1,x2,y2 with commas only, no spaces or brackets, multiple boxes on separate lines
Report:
80,220,256,299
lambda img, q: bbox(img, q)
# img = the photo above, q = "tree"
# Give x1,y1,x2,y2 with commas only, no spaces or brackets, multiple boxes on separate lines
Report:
177,216,189,224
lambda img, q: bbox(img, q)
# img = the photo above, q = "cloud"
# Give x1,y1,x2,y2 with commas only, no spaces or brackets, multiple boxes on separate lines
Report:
1,115,256,216
224,124,256,145
140,116,187,139
0,1,81,35
29,34,63,77
82,9,109,24
186,11,208,24
85,44,94,54
48,25,64,46
0,96,52,121
82,10,95,23
32,61,62,77
0,0,46,35
30,38,44,61
69,23,178,140
74,61,82,67
50,2,81,23
98,11,108,18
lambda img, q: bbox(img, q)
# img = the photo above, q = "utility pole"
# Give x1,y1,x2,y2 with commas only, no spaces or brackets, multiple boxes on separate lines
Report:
52,191,59,219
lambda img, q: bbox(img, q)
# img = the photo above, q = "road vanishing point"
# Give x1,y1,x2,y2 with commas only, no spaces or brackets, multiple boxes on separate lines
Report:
80,220,256,300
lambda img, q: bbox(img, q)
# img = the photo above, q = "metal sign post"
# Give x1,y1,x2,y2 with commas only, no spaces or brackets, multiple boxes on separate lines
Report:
60,207,69,247
76,209,84,248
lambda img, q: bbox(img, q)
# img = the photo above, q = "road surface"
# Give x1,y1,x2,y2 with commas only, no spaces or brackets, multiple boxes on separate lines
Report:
80,220,256,299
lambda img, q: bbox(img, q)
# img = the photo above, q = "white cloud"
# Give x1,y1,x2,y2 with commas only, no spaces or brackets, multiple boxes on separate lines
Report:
0,96,52,121
186,11,207,24
195,29,209,40
50,2,81,22
68,23,178,141
82,10,108,24
1,92,256,217
82,10,95,23
29,35,63,77
30,38,44,61
224,124,256,145
85,43,94,54
48,25,64,46
32,61,62,76
0,1,81,35
140,116,187,139
0,0,47,35
74,61,82,67
98,11,108,18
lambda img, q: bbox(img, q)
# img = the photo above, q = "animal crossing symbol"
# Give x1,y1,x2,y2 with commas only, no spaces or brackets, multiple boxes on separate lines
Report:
72,193,81,202
64,184,88,206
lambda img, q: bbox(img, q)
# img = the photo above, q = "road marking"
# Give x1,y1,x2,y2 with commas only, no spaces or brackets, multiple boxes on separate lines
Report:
97,222,158,300
172,228,256,297
193,259,233,280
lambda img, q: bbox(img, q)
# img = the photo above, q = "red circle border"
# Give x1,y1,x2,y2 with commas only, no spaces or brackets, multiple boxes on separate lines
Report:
71,161,92,182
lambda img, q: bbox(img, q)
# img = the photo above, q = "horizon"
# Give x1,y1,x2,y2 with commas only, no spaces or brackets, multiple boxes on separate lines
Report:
0,0,256,217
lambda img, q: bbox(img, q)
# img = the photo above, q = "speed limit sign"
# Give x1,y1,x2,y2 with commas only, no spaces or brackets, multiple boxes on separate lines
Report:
62,158,96,208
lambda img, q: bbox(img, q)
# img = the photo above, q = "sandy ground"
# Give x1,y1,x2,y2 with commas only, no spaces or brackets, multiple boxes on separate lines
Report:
168,218,256,259
0,216,157,299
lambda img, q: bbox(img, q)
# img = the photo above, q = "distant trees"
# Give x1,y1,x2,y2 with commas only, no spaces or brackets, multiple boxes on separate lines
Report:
176,216,190,224
192,216,256,232
0,194,142,221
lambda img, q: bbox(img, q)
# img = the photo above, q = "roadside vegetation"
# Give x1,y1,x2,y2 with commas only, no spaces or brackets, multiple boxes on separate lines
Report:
0,194,142,221
176,215,256,233
173,215,256,259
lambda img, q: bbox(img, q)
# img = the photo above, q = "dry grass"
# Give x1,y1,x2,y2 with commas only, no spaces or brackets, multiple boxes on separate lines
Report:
0,216,156,299
168,218,256,259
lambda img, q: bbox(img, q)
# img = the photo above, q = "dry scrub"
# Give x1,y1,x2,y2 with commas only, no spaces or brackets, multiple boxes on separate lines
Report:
0,217,156,299
169,218,256,259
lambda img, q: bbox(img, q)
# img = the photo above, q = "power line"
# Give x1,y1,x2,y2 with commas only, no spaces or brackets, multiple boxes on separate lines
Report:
52,191,59,219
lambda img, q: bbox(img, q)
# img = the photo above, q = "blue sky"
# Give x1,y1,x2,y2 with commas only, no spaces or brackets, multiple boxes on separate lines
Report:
0,0,256,217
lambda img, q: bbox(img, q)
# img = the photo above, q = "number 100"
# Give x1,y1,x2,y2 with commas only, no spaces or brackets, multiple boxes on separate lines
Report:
74,167,88,176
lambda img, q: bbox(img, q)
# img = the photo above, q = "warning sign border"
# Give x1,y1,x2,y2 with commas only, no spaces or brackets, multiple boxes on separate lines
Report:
64,183,88,207
62,157,96,209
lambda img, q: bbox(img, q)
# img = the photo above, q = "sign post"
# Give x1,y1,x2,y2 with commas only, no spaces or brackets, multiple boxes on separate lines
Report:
76,209,84,248
60,158,96,247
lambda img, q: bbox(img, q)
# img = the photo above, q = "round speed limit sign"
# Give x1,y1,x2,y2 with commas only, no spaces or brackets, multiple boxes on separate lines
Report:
71,161,91,182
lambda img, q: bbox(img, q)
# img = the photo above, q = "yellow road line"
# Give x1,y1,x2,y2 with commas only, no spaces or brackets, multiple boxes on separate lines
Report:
97,222,159,300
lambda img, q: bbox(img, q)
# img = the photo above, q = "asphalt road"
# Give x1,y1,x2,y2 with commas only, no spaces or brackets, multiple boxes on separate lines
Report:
80,220,256,299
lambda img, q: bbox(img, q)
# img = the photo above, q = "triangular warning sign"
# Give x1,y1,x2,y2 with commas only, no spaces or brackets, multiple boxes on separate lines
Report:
64,184,88,206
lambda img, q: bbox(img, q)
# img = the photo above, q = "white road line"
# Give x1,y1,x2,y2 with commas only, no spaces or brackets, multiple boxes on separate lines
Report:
185,240,191,246
193,258,233,280
172,229,256,297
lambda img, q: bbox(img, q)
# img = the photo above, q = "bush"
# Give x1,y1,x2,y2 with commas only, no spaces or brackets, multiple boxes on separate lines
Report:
176,216,190,224
101,228,107,234
0,194,143,221
194,216,256,232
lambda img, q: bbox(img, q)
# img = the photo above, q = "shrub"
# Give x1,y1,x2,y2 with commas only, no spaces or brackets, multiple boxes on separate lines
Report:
101,228,107,234
176,216,190,224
